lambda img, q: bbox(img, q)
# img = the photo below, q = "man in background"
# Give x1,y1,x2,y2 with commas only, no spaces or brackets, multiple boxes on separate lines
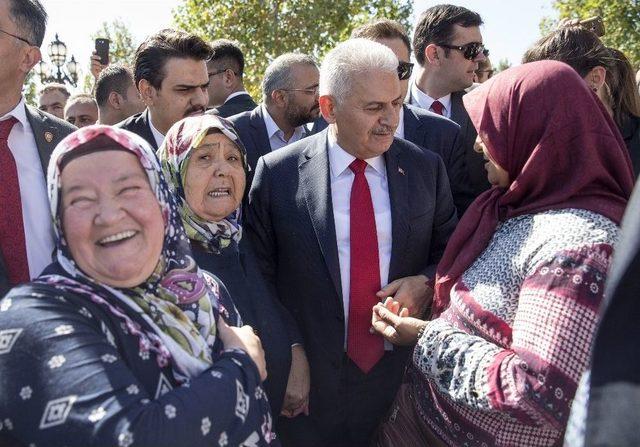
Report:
38,82,69,119
64,93,98,128
409,4,490,198
207,39,257,117
95,63,144,125
118,28,212,149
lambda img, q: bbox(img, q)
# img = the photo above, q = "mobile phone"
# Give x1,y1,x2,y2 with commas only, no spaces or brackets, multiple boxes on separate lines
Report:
579,16,605,37
95,38,110,65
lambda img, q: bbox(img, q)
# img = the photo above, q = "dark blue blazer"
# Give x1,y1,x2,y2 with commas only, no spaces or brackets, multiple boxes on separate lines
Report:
228,106,270,183
245,129,457,433
211,93,258,119
116,109,157,150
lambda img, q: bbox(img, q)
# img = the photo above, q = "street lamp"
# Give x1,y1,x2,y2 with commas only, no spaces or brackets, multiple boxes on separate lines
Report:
35,34,78,86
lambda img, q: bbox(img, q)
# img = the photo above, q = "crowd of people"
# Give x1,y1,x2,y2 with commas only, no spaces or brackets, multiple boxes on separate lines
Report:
0,0,639,446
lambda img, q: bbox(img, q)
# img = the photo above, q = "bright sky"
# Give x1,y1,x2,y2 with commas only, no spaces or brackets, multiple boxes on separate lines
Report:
39,0,556,93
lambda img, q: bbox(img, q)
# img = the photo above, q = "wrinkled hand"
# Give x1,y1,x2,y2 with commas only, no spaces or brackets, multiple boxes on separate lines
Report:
376,274,433,318
90,51,107,80
371,297,428,346
281,345,310,418
217,317,267,381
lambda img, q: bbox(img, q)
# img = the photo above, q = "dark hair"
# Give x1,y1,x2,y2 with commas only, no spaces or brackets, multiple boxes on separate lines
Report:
208,39,245,77
607,48,640,126
66,93,97,108
522,26,614,78
351,19,411,54
39,82,70,98
8,0,47,46
95,64,136,107
413,4,483,65
133,28,213,89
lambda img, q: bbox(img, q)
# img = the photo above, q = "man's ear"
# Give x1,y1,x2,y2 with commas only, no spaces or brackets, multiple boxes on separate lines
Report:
270,89,287,108
138,79,155,106
222,69,236,89
319,95,337,124
107,91,123,110
424,43,441,66
19,46,41,75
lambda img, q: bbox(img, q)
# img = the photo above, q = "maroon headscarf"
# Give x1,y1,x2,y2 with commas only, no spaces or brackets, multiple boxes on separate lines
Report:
432,60,634,316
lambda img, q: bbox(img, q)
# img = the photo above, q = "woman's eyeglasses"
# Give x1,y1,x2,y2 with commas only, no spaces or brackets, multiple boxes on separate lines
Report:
397,61,414,81
438,42,488,61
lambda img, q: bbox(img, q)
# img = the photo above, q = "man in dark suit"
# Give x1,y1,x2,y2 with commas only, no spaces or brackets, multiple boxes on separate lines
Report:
408,4,490,199
352,18,475,215
229,53,320,185
0,0,75,296
117,29,212,149
206,39,257,117
246,39,457,446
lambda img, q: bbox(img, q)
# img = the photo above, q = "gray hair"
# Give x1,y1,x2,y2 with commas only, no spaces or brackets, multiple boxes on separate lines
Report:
8,0,47,47
262,53,318,103
319,38,398,106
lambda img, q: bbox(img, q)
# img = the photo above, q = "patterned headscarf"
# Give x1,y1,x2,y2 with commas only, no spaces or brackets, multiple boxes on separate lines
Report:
39,125,223,380
157,115,248,254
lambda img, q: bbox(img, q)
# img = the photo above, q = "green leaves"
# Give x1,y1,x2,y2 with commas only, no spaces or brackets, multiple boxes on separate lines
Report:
172,0,413,99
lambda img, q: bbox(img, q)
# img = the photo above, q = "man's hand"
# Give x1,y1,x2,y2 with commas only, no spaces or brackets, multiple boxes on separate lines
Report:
90,51,107,81
376,274,433,317
371,297,428,346
281,345,310,418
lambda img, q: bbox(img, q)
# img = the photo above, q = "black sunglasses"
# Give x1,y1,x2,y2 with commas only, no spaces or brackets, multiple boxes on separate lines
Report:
397,61,414,81
438,42,487,61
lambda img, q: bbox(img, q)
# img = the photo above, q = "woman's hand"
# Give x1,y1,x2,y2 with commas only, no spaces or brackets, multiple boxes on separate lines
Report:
371,297,428,346
217,317,267,381
281,345,311,418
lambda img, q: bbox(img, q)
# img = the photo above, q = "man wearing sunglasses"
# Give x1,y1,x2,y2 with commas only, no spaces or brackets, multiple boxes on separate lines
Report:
0,0,76,295
410,4,491,200
351,19,476,216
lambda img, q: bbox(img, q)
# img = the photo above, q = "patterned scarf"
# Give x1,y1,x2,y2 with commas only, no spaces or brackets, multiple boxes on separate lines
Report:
157,115,248,254
39,125,223,380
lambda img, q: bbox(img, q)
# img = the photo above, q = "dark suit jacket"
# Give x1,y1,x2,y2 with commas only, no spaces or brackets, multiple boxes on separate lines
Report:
403,104,475,215
0,106,76,297
211,93,258,118
450,91,491,198
245,130,458,434
116,109,157,149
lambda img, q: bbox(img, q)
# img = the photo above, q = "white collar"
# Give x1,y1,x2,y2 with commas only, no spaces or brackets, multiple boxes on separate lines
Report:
327,127,386,179
261,104,306,140
0,96,28,129
410,82,452,114
148,113,165,147
224,91,250,103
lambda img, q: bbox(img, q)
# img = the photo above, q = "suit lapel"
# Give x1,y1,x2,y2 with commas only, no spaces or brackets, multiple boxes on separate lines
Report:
141,109,158,150
402,105,423,144
299,132,342,303
25,106,60,175
385,141,410,281
250,107,271,159
450,92,471,134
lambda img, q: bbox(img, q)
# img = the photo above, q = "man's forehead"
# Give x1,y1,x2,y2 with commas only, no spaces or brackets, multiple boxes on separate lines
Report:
450,24,483,44
350,70,401,101
161,57,208,87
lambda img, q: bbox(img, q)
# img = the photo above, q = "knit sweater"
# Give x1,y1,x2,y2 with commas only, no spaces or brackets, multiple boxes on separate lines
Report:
411,208,618,447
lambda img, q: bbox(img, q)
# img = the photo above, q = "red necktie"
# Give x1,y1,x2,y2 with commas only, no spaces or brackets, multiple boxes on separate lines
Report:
347,159,384,373
0,117,30,286
431,100,444,116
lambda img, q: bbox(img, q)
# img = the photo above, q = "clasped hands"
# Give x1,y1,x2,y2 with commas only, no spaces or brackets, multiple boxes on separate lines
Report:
370,274,432,346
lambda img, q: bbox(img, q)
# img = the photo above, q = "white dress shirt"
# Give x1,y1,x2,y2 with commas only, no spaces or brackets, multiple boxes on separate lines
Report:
0,97,55,279
409,81,452,119
148,116,165,149
327,130,393,350
262,105,306,151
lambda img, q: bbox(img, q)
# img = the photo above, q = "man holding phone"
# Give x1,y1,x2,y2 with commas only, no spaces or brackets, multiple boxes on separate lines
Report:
117,28,212,149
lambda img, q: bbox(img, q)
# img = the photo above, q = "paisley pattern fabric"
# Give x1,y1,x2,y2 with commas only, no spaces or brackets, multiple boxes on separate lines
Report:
157,115,248,254
43,125,227,379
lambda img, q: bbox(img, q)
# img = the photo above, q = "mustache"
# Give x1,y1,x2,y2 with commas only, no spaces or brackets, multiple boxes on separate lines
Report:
372,126,394,135
183,106,206,117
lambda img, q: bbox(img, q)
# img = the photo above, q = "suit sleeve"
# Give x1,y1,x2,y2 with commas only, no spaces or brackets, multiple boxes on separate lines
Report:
420,155,458,280
446,128,476,216
245,158,304,346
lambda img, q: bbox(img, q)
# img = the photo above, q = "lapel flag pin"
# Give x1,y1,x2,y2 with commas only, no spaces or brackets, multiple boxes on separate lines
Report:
398,166,405,175
44,131,54,143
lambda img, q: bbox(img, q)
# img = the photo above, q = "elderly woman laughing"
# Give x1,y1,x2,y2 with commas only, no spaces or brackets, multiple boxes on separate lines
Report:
0,126,275,447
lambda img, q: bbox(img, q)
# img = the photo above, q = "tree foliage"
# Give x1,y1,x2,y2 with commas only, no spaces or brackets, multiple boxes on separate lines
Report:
172,0,413,98
549,0,640,67
90,19,138,66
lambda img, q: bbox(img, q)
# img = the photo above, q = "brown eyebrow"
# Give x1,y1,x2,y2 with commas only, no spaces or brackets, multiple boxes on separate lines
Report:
174,81,210,90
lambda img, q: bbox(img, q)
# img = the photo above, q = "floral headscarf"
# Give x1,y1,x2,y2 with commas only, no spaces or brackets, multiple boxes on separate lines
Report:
157,114,248,254
39,125,223,380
